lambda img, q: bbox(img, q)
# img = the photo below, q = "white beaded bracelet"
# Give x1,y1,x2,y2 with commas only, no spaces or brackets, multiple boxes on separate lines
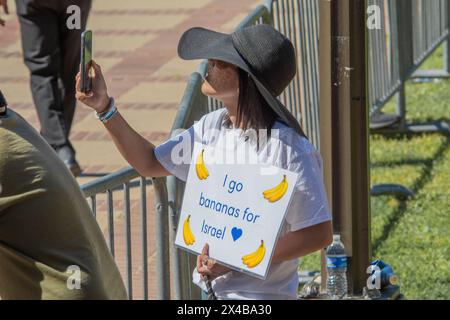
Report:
95,98,117,123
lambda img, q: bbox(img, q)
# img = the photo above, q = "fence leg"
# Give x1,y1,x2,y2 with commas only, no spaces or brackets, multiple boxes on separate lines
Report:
396,84,407,131
370,183,414,200
140,177,149,300
167,176,183,300
374,78,450,135
167,176,202,300
153,177,171,300
445,38,450,74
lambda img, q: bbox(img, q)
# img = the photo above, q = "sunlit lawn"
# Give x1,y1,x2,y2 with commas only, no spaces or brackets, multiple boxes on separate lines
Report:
299,44,450,300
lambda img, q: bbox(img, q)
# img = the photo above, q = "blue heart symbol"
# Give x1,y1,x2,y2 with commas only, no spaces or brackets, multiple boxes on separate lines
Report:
231,227,243,241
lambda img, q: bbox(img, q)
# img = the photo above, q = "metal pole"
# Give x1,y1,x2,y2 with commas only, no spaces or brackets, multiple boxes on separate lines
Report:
319,0,371,295
394,0,413,130
445,38,450,73
140,177,149,300
123,182,133,299
396,83,407,130
167,175,184,300
152,177,171,299
446,0,450,74
107,189,115,257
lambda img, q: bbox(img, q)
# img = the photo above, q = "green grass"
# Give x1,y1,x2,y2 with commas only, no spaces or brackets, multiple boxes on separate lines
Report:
299,44,450,299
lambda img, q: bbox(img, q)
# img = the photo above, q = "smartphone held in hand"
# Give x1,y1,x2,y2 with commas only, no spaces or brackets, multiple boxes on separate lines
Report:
80,30,93,94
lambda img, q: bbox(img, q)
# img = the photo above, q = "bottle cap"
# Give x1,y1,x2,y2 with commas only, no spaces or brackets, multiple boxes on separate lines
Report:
333,234,341,241
389,275,399,286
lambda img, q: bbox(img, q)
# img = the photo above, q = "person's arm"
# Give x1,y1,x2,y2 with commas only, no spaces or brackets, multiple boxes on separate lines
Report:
196,221,332,280
0,0,9,27
271,150,333,263
75,61,170,178
271,220,332,263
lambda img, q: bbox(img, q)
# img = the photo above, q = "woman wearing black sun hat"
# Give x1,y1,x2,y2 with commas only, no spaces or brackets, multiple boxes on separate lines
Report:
76,24,332,300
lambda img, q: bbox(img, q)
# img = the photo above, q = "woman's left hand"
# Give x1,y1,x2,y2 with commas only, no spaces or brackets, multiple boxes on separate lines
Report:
197,243,231,281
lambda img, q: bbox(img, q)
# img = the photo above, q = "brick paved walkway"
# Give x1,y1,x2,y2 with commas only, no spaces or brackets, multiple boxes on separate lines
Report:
0,0,260,299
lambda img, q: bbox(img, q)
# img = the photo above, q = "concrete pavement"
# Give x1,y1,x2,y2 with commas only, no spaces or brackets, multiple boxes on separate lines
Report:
0,0,261,299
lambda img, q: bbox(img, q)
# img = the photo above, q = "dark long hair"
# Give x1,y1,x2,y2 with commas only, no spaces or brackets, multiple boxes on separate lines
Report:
223,68,278,136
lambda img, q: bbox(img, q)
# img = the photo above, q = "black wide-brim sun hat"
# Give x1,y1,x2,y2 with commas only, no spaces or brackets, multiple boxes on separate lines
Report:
177,24,306,138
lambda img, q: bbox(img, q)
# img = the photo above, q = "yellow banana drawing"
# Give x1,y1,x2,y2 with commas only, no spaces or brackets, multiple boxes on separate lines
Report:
195,149,209,180
183,215,196,246
242,240,266,268
262,175,288,202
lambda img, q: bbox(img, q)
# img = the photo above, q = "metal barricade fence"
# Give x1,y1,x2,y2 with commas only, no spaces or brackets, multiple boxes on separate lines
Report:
270,0,321,149
368,0,450,132
369,0,450,198
81,168,170,299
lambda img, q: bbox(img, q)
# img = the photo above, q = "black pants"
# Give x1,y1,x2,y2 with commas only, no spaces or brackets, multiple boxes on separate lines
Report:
16,0,91,150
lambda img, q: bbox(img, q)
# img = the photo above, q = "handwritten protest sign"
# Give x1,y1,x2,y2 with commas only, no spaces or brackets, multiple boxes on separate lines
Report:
175,142,299,279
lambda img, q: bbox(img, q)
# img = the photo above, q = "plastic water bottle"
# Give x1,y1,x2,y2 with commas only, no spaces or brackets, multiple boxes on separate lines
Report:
326,234,348,299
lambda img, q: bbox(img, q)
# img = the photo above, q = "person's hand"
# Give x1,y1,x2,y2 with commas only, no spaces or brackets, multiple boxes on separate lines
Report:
197,243,231,281
76,60,110,113
0,0,9,27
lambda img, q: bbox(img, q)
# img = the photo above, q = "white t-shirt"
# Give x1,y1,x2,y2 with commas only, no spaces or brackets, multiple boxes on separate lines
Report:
154,108,332,300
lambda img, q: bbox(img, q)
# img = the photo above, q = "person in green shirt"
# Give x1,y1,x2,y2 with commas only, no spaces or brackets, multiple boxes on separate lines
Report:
0,107,127,300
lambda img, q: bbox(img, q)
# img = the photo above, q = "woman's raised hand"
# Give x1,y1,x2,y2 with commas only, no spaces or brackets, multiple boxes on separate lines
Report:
76,60,111,113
